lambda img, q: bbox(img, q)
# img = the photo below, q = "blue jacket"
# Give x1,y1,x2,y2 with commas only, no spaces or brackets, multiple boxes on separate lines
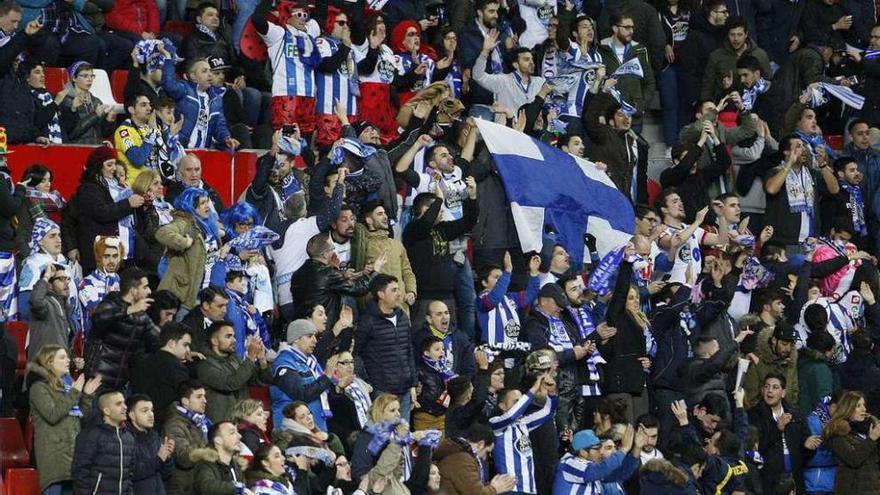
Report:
804,412,836,493
19,0,94,34
160,59,231,149
552,451,635,495
270,346,334,430
224,288,271,358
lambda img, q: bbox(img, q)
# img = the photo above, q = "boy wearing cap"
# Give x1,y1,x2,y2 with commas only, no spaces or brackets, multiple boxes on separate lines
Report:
553,426,645,495
271,319,352,428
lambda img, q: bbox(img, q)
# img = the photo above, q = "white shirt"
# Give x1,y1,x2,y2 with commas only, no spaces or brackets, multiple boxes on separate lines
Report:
331,237,352,270
268,216,320,306
662,223,705,286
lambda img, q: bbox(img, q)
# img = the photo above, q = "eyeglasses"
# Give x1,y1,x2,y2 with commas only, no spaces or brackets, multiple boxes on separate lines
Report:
293,11,309,19
335,20,350,26
712,8,729,14
616,24,635,30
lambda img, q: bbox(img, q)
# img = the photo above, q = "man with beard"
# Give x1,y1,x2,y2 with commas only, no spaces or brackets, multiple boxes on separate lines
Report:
79,236,123,335
473,32,547,113
127,395,175,495
747,373,811,494
459,0,505,120
328,205,356,270
656,188,728,286
352,201,417,312
743,323,800,409
701,17,771,101
246,129,307,235
763,135,839,252
597,12,655,126
191,421,254,495
821,157,868,245
843,119,880,212
412,301,476,377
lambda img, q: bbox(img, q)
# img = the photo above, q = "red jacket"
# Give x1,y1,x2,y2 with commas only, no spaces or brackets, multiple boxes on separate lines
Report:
105,0,159,35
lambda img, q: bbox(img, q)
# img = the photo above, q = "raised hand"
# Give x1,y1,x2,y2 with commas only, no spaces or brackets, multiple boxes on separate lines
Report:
503,251,513,272
83,376,102,395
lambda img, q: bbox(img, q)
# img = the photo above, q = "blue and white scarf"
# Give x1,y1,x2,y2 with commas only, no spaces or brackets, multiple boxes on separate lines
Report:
611,58,643,79
329,138,377,165
605,86,637,116
289,345,332,419
587,246,625,296
227,226,280,252
839,180,867,235
569,305,605,396
31,88,63,143
365,420,413,480
61,375,83,417
421,355,458,382
175,402,212,440
285,446,335,465
105,178,135,259
783,162,815,216
818,82,865,110
30,217,59,252
195,23,218,41
0,252,16,322
345,378,372,428
538,308,574,353
741,78,769,111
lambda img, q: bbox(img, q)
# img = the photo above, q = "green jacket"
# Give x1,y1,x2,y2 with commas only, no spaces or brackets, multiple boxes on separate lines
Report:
196,349,270,423
597,38,656,116
743,326,800,409
701,39,772,101
191,448,245,495
156,211,223,309
28,365,93,491
797,348,838,416
352,224,418,299
162,406,208,495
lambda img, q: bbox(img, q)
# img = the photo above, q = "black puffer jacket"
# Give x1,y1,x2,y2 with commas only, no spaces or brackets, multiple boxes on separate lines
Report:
354,302,418,395
85,291,161,390
182,29,237,66
131,427,173,495
290,259,376,332
71,424,136,495
416,358,447,416
74,177,135,274
0,169,23,252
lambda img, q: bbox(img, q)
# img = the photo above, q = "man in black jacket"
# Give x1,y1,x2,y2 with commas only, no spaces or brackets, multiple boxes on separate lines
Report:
291,234,382,331
72,390,137,494
86,267,161,392
403,177,478,327
181,286,229,352
165,154,225,214
130,323,193,425
182,3,236,64
521,283,593,431
412,300,476,377
0,152,22,321
354,273,418,419
747,372,811,494
127,394,175,495
679,0,729,101
0,5,45,144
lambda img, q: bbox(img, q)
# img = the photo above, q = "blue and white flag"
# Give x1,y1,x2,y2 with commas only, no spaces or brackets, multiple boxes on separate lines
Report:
606,86,638,116
587,245,626,295
367,0,389,9
474,119,635,262
611,58,644,79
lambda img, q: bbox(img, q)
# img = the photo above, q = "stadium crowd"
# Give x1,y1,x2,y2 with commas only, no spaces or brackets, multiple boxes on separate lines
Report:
4,0,880,493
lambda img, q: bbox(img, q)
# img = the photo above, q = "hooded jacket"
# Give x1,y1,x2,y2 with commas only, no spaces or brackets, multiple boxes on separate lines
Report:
27,364,94,491
190,447,246,495
434,437,495,495
638,459,697,495
742,325,800,409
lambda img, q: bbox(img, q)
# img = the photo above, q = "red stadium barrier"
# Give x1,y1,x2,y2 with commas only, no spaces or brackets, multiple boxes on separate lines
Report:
6,145,242,206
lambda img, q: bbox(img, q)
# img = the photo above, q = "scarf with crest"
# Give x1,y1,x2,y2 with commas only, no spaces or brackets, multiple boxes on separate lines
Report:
61,375,83,417
175,402,212,440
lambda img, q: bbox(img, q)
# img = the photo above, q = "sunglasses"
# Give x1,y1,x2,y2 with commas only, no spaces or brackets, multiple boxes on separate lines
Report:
335,20,350,26
293,10,309,19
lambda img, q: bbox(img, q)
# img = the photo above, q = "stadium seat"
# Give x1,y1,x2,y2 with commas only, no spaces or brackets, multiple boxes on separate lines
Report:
4,468,39,495
91,69,123,114
163,20,193,38
0,419,29,473
43,67,69,95
110,70,128,104
23,418,33,458
4,322,27,370
825,134,844,152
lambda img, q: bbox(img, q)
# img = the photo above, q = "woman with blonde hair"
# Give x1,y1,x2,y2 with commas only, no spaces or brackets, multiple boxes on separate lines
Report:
230,398,271,463
131,169,174,279
28,345,102,495
823,390,880,494
598,254,652,423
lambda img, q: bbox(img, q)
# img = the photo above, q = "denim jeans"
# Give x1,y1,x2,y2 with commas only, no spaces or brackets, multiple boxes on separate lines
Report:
43,482,73,495
453,257,476,341
658,65,690,148
156,0,188,22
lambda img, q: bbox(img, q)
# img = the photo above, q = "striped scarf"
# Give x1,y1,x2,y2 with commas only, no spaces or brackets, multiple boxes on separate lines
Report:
61,375,84,417
741,78,769,111
175,403,212,440
345,378,372,428
421,355,458,382
569,305,605,396
839,180,867,235
25,188,66,212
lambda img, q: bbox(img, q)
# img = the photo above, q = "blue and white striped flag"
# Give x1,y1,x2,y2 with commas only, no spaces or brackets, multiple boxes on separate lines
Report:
606,86,638,115
611,58,644,79
474,119,635,261
587,245,626,295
